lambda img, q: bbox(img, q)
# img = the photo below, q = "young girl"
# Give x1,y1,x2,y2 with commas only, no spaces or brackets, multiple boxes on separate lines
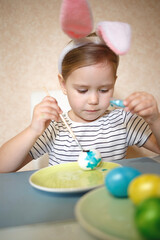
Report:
0,35,160,172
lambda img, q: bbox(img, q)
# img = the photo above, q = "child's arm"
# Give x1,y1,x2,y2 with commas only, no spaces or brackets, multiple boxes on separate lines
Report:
124,92,160,154
0,96,62,173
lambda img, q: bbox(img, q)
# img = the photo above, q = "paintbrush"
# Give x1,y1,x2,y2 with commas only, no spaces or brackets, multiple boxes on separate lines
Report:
43,87,83,151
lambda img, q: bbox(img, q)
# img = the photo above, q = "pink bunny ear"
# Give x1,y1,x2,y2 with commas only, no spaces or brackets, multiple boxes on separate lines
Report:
96,22,131,55
60,0,93,39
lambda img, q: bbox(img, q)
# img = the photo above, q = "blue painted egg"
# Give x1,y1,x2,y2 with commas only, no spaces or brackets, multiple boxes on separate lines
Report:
105,166,141,197
78,149,101,170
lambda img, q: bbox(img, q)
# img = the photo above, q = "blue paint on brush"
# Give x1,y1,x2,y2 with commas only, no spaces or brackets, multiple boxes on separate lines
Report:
85,151,101,169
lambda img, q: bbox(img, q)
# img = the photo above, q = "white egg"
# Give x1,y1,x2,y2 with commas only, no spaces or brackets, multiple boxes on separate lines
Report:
78,149,101,170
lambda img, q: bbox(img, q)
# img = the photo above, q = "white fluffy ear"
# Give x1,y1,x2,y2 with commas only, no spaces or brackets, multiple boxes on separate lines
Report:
96,21,131,55
60,0,93,39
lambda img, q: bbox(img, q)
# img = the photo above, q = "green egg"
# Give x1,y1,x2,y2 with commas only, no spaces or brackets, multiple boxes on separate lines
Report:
135,197,160,240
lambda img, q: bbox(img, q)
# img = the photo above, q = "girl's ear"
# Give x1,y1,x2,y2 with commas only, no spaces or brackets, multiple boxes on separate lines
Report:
58,74,67,95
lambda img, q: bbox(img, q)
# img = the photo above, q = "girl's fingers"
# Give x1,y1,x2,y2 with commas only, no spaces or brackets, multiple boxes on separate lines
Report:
124,92,148,103
128,101,152,113
33,96,63,123
40,105,61,115
42,96,58,103
39,112,60,122
124,92,159,124
137,107,153,118
124,92,154,112
31,96,63,135
123,92,139,105
40,97,62,114
36,105,61,121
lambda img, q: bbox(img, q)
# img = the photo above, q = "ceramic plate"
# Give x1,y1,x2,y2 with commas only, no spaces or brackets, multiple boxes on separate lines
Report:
75,186,143,240
29,162,120,193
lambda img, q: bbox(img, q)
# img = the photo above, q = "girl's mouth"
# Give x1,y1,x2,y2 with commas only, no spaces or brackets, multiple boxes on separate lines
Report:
86,109,99,113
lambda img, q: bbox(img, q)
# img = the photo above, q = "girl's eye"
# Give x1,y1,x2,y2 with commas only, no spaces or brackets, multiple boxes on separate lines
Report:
99,89,109,93
77,89,88,93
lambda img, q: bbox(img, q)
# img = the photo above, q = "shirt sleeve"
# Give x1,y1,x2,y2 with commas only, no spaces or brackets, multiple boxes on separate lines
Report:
123,111,152,147
29,121,56,160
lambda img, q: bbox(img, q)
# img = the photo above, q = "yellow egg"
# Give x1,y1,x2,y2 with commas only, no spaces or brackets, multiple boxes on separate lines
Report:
128,174,160,205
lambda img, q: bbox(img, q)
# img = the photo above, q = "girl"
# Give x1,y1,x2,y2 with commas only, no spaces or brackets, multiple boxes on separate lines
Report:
0,35,160,172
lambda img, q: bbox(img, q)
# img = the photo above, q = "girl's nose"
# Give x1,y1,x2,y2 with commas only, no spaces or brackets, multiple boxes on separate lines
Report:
88,92,99,105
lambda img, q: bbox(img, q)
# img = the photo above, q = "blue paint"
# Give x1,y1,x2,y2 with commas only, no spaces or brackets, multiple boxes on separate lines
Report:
101,168,108,171
85,151,101,169
110,99,125,108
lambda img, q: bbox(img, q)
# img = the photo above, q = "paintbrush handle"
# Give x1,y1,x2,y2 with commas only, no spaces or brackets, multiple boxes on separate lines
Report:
60,114,83,151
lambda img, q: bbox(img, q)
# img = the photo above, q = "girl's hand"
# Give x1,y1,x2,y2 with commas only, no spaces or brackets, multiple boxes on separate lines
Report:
30,96,62,137
123,92,160,125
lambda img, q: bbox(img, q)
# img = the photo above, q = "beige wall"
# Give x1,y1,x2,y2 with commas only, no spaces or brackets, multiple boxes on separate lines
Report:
1,0,160,159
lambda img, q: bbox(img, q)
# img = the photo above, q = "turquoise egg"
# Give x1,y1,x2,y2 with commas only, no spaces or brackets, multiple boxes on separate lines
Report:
105,166,141,197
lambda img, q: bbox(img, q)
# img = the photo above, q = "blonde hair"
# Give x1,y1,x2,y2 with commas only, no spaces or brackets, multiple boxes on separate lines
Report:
61,35,119,80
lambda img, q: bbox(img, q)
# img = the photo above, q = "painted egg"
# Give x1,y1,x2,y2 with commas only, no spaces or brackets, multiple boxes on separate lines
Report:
105,166,141,197
78,149,101,170
128,174,160,205
135,197,160,240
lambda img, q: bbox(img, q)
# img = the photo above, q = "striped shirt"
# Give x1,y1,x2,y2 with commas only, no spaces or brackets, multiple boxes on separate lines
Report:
30,109,152,166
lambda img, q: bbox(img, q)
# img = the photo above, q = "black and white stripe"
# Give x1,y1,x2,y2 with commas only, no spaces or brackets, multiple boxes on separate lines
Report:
30,109,152,166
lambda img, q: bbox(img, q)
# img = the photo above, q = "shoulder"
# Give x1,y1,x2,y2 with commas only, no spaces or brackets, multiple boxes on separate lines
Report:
102,109,127,123
102,109,150,129
106,109,146,124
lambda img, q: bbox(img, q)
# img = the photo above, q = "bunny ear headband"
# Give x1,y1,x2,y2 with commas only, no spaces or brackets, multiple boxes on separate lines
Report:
58,0,131,73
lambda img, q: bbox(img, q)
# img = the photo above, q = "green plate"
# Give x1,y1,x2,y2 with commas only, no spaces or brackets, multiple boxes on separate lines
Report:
29,162,120,193
75,187,143,240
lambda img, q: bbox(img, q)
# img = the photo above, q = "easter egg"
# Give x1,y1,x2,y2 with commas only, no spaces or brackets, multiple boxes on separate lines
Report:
78,149,101,170
128,174,160,205
105,166,141,197
135,197,160,240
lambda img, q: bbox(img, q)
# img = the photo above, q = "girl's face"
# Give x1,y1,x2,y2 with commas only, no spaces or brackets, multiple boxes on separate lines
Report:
59,62,116,123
